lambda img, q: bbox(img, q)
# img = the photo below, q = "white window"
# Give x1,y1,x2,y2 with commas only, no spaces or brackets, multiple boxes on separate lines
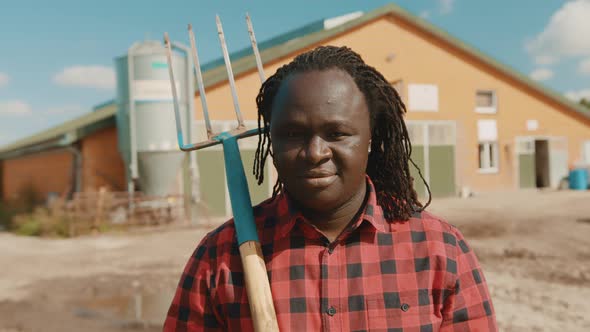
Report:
475,90,497,114
405,122,424,145
477,119,499,173
526,119,539,131
478,142,499,172
408,84,439,112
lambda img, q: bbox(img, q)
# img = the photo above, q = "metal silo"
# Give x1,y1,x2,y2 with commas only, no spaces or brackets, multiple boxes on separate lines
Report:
115,40,195,198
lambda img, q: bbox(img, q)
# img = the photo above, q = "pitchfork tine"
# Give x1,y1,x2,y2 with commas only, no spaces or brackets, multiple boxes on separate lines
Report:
164,33,193,150
246,13,266,83
165,18,259,152
188,24,213,139
216,15,245,129
164,18,279,331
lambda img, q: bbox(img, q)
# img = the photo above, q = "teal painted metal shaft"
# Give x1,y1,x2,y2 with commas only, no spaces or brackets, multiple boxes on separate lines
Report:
220,134,259,244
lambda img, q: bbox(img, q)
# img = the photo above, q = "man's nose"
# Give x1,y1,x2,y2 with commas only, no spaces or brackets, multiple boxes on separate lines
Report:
304,135,332,164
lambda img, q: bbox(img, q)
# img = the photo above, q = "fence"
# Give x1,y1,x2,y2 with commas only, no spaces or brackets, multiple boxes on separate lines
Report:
65,189,186,236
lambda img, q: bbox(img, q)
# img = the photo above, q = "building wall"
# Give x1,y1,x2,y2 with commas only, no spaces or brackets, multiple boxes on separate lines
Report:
0,161,4,200
372,15,590,191
2,150,73,201
193,15,590,193
81,126,126,192
1,126,127,202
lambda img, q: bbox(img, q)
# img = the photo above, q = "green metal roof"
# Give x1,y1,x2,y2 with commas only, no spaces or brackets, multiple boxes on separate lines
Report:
0,102,116,159
1,3,588,159
92,99,115,112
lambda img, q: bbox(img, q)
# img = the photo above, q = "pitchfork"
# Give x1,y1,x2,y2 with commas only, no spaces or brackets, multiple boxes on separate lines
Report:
164,14,279,331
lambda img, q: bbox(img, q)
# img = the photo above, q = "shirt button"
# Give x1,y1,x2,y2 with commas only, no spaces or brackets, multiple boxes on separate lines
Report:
326,306,337,316
401,303,410,312
328,247,334,254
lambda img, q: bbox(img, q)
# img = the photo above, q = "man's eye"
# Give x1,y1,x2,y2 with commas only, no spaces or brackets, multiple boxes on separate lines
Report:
286,131,301,138
328,132,347,138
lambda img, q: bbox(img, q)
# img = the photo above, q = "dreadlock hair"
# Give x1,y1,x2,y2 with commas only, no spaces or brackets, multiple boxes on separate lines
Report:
253,45,432,221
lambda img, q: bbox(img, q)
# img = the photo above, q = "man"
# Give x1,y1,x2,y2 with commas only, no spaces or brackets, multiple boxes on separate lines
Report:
164,46,497,331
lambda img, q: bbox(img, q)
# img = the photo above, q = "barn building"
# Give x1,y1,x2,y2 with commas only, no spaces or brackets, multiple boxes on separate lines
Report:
1,4,589,219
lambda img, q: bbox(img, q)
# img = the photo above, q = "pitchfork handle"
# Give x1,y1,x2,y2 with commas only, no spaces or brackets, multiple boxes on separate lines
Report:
221,135,280,331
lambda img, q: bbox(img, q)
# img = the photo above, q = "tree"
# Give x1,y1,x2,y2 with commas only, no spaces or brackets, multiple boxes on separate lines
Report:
580,98,590,110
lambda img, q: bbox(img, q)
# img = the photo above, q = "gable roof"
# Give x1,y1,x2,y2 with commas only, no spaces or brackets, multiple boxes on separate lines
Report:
2,3,588,159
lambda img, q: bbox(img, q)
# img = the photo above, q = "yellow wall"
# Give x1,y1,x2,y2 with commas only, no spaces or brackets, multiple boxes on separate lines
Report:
193,15,590,193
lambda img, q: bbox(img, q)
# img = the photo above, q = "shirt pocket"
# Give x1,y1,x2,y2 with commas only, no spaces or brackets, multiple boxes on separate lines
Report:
365,293,436,331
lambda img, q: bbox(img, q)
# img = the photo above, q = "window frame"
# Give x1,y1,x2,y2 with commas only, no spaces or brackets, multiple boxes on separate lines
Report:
478,141,500,174
475,90,498,114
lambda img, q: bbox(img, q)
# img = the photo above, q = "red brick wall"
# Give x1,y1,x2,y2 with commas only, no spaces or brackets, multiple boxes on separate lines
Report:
81,126,126,192
2,150,73,201
0,161,4,201
1,126,127,202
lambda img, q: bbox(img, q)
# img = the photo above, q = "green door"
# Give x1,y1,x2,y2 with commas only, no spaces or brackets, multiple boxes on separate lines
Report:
428,145,456,197
409,122,457,199
197,149,272,217
519,154,535,188
196,150,226,217
409,145,426,198
409,145,456,198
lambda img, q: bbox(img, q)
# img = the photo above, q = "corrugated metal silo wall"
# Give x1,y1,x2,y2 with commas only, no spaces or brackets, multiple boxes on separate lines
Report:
114,56,131,173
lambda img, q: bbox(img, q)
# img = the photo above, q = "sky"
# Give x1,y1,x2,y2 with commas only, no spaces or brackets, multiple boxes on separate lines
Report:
0,0,588,146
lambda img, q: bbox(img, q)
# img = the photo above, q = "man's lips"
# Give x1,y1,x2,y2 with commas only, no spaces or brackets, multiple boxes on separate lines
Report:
298,172,338,188
299,170,337,178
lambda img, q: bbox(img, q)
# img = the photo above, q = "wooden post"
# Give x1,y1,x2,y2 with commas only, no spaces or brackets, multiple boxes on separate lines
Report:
95,187,106,231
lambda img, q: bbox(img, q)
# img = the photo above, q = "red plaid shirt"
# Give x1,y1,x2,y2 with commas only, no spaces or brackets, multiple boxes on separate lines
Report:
164,178,497,331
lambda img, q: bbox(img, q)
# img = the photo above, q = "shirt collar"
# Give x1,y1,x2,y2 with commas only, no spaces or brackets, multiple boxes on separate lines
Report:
273,175,387,240
358,176,387,233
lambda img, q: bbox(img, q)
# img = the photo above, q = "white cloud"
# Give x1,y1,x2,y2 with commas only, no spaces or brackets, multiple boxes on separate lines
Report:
420,0,453,19
565,89,590,101
526,0,590,61
419,10,431,19
0,72,9,87
578,58,590,75
438,0,455,15
53,65,115,89
534,55,557,66
0,100,33,116
529,68,554,81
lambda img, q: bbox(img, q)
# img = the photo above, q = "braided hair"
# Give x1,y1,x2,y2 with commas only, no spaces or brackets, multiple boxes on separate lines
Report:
253,45,431,221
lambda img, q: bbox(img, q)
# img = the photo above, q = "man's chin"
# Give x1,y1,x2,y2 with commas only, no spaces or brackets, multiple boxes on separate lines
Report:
288,187,342,212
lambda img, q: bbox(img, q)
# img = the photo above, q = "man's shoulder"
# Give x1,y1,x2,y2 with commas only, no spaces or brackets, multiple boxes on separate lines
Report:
406,209,463,243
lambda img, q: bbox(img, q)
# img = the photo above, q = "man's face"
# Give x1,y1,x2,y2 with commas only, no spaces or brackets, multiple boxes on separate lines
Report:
270,69,371,213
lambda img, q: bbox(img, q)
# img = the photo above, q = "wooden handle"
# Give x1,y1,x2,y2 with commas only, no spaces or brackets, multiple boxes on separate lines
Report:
239,240,279,331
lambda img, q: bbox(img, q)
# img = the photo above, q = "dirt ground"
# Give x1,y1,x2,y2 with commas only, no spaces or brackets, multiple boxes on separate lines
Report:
1,189,589,331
